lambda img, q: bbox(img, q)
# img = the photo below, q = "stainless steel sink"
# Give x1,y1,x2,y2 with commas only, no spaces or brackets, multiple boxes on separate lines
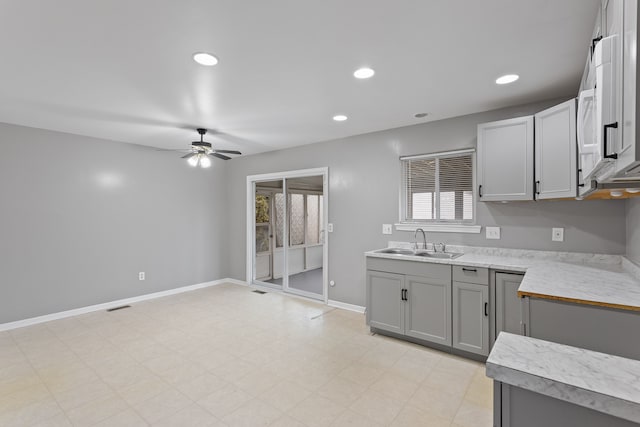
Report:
376,248,415,255
414,251,463,259
375,248,463,259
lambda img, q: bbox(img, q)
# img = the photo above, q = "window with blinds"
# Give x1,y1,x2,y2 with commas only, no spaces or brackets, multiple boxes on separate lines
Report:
401,151,474,223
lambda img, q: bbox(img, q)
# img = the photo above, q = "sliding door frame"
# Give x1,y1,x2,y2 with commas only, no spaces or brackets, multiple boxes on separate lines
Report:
246,167,329,303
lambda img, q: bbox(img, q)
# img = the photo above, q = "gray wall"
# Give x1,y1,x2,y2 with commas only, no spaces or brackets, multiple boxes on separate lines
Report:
627,198,640,265
226,99,626,307
0,123,229,323
1,98,631,321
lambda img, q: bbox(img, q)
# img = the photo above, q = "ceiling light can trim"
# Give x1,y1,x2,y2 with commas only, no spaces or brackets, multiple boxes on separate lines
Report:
193,52,219,66
353,67,375,79
495,74,519,85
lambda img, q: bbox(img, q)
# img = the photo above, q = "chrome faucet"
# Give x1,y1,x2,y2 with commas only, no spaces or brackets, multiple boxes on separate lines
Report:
414,228,427,250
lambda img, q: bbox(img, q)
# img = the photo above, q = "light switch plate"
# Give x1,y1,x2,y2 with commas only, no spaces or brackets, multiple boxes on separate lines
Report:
486,226,501,240
327,223,334,233
382,224,393,234
552,227,564,242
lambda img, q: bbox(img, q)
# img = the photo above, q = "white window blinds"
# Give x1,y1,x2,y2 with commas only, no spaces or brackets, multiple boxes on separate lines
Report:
402,151,474,223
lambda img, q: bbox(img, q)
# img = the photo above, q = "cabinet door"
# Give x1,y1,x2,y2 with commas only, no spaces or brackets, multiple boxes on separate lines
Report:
366,270,404,335
534,100,577,199
477,116,534,201
579,6,603,94
453,281,489,356
404,275,452,346
617,0,639,174
495,273,524,337
604,0,622,38
605,0,625,161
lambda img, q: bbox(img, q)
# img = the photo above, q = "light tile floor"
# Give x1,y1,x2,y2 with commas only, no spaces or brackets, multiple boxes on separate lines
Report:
0,283,493,426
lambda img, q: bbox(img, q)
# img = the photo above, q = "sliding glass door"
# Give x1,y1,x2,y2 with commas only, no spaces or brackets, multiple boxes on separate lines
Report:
249,171,327,301
253,180,284,289
284,177,324,299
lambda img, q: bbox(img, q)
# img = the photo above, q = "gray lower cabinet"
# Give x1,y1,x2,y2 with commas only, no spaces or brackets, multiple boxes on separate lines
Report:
366,270,404,335
494,382,637,427
523,296,640,360
366,258,453,348
405,275,451,346
453,281,489,356
495,272,524,336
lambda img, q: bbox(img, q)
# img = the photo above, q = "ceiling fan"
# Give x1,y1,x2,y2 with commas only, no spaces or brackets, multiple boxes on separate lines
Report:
182,128,242,168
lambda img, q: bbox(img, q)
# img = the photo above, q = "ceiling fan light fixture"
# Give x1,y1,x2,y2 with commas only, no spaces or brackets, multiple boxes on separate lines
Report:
187,154,199,167
200,155,212,168
193,52,219,66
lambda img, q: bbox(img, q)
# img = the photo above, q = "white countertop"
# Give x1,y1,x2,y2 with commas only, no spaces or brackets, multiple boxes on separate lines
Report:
519,262,640,311
365,245,640,311
486,333,640,423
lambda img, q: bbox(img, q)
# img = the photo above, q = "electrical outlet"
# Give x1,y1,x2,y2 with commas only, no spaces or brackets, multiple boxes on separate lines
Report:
486,226,501,240
327,223,334,232
382,224,393,234
138,272,145,281
552,228,564,242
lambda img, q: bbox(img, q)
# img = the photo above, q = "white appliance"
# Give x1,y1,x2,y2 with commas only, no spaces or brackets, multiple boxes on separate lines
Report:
577,34,619,191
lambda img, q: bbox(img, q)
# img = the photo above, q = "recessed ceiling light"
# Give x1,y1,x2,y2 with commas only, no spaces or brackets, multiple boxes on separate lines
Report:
193,52,219,66
496,74,519,85
353,67,375,79
333,115,348,122
414,113,429,118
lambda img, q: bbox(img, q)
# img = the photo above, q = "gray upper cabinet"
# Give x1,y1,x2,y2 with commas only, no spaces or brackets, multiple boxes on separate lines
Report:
495,272,524,337
477,116,534,201
616,0,640,176
366,270,404,335
452,281,489,356
579,6,603,94
404,275,451,346
534,100,578,199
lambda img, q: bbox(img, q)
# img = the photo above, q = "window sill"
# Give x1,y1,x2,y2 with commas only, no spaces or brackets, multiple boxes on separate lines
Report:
394,223,482,234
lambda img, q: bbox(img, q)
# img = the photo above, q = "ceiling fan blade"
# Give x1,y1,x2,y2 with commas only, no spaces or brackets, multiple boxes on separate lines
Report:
210,152,231,160
214,150,242,155
181,152,197,159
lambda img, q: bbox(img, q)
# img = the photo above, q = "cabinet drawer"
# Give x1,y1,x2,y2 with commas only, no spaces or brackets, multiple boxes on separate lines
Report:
453,266,489,285
366,257,451,280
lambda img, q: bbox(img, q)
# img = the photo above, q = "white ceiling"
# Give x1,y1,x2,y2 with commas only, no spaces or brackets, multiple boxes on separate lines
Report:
0,0,599,155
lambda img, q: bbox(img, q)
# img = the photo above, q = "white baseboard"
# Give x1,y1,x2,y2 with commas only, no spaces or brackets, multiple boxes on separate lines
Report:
224,278,249,287
0,278,235,332
328,299,366,314
0,278,366,331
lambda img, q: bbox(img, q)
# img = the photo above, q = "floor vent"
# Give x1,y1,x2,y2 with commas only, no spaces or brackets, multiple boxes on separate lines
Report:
107,305,131,312
252,290,267,294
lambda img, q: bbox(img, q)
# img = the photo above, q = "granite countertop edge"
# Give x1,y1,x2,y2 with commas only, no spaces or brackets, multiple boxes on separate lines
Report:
486,333,640,423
